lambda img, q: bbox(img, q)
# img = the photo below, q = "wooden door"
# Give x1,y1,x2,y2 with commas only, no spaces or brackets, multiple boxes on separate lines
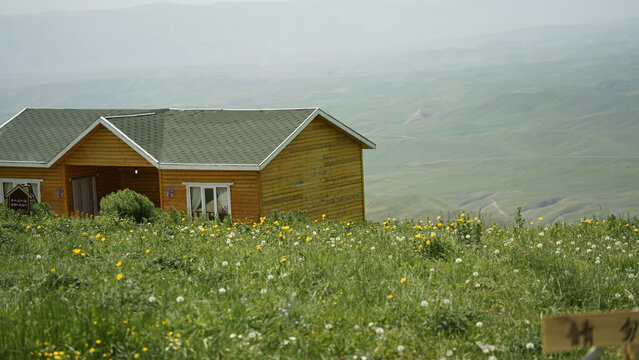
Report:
71,176,98,215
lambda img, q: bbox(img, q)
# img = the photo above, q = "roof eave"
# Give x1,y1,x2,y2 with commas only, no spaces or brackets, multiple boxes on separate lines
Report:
159,163,260,171
0,160,48,168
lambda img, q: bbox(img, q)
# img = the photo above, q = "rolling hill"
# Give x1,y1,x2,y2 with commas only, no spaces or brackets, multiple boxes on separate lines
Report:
1,7,638,223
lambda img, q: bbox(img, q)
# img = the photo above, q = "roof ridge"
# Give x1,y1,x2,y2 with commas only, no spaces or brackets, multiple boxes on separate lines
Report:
168,107,319,111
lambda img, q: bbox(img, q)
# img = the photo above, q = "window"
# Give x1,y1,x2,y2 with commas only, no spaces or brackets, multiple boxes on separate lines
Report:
183,182,232,221
1,178,43,203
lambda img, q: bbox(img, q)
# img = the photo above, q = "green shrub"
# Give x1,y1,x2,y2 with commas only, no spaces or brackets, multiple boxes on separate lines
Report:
99,189,156,223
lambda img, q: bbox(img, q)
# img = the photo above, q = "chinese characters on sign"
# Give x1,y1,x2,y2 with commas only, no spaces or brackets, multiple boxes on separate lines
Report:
567,320,594,348
543,311,639,354
621,317,639,343
4,184,33,214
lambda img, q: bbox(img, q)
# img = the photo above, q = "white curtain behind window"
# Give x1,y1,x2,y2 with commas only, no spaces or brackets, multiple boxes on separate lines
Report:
217,187,229,215
190,187,202,217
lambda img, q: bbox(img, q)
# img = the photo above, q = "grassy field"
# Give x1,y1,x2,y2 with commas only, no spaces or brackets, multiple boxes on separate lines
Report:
1,206,638,359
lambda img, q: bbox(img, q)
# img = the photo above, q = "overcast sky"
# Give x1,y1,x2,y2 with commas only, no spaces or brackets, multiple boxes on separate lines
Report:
1,0,639,24
0,0,280,15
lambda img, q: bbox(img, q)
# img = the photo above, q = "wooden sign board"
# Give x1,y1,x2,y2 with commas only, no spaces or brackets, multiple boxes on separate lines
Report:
543,311,639,353
4,184,33,214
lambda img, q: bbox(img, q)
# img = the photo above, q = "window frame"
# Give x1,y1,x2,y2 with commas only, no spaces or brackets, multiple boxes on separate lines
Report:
182,182,233,220
1,178,43,203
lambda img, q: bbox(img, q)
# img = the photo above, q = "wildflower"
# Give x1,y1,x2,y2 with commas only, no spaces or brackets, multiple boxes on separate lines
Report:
526,343,534,349
387,294,393,300
148,296,156,303
260,289,267,294
536,243,543,248
176,296,184,303
96,340,101,344
229,333,236,339
142,347,147,352
446,349,453,356
325,323,333,330
218,288,226,294
72,248,81,254
116,273,123,280
455,258,462,263
370,246,375,251
442,298,451,305
116,261,122,267
615,293,621,299
375,327,384,335
476,321,483,328
397,345,405,351
281,258,287,263
267,274,274,280
420,300,428,307
400,277,407,283
221,261,228,266
36,255,42,260
50,268,55,273
472,272,479,277
539,232,544,237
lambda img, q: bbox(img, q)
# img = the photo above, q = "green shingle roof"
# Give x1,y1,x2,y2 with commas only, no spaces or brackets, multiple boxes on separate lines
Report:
0,109,154,163
0,108,374,170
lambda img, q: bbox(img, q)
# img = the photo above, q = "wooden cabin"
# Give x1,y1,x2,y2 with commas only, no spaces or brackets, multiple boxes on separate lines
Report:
0,108,375,221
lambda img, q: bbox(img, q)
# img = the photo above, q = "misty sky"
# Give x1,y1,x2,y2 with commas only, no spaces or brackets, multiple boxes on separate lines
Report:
2,0,639,30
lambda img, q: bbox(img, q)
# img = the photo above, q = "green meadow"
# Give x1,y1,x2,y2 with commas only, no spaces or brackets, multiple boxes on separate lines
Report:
1,206,638,359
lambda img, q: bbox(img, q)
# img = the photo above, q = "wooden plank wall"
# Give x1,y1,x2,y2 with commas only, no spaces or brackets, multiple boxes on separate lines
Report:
122,167,160,206
260,116,365,221
61,125,152,167
0,166,66,214
160,170,260,222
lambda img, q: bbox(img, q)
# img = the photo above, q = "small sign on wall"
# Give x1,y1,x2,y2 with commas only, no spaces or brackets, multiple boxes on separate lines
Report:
4,184,33,214
166,188,174,198
56,188,64,197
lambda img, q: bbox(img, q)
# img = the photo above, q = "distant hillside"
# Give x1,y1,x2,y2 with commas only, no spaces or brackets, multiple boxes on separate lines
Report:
1,17,639,222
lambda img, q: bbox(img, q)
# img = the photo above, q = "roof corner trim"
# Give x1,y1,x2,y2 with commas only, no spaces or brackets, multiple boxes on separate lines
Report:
0,108,27,131
45,117,160,168
315,109,376,149
99,117,160,167
257,108,321,170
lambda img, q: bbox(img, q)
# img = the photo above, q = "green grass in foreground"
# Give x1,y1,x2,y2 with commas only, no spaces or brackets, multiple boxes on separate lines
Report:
1,208,638,359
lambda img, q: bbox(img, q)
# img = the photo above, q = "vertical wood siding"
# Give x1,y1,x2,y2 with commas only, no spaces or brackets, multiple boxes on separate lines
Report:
160,170,260,222
0,166,65,214
60,125,152,167
260,116,365,221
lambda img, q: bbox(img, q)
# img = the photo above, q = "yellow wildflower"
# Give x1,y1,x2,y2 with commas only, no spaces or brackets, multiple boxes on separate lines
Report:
116,261,122,267
72,249,81,254
116,273,123,281
400,277,406,283
387,294,393,299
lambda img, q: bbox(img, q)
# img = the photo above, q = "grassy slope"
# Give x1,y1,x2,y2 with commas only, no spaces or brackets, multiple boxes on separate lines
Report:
1,210,638,359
